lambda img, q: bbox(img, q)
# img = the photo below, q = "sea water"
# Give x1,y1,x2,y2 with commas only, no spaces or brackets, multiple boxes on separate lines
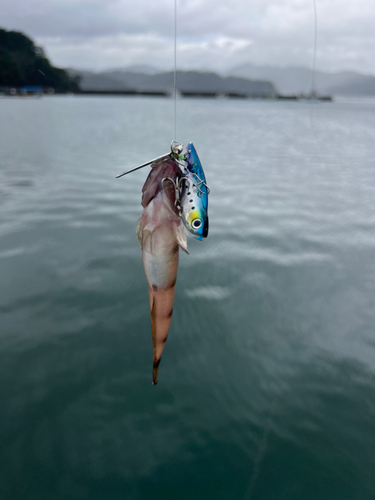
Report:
1,96,375,499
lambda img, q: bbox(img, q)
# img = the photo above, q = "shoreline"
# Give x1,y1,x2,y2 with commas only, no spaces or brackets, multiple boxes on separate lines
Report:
0,89,333,101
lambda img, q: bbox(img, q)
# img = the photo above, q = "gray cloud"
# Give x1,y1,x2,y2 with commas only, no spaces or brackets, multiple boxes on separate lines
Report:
1,0,374,74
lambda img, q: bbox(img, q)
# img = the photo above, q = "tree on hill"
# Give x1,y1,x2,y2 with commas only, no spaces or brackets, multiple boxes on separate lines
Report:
0,28,80,91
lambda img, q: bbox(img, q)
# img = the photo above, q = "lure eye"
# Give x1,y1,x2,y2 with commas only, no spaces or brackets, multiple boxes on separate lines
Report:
191,219,202,230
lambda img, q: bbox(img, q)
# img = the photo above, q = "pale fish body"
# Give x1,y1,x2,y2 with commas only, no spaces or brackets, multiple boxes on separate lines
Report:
136,159,188,384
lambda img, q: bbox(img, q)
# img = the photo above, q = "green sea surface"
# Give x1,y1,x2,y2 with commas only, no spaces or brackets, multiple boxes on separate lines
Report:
1,96,375,499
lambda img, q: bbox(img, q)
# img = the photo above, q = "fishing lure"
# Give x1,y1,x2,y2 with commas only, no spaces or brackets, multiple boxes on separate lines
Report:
117,141,209,384
179,143,209,240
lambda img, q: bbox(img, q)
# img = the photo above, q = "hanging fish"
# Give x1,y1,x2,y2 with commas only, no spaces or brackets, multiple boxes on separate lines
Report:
135,156,188,384
116,142,209,384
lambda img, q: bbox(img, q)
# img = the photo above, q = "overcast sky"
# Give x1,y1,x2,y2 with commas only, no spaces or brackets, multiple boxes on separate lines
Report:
1,0,375,74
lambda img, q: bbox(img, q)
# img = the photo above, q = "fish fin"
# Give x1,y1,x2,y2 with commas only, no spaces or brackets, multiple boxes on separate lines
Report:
136,219,157,253
174,224,189,254
143,224,155,253
136,218,144,249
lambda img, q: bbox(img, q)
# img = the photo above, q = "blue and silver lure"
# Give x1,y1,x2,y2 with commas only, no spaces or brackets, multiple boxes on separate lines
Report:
179,143,209,240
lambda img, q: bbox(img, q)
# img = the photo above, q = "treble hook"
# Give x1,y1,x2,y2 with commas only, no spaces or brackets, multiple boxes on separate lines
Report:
161,177,182,208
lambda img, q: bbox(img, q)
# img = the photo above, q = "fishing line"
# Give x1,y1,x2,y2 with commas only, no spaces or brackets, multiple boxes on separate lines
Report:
244,411,273,500
309,0,321,148
311,0,318,95
174,0,177,140
244,4,320,498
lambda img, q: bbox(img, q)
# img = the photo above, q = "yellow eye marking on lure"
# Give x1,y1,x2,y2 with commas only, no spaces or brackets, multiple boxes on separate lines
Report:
187,210,201,222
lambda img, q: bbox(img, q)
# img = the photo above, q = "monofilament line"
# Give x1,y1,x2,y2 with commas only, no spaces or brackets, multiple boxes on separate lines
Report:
311,0,317,96
309,0,320,147
174,0,177,140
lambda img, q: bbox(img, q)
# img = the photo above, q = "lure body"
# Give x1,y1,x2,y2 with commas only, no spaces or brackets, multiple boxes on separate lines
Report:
180,143,209,240
136,158,188,384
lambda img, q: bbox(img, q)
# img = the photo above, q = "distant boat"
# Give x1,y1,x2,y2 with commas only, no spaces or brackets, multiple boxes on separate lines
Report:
20,86,43,96
0,86,44,96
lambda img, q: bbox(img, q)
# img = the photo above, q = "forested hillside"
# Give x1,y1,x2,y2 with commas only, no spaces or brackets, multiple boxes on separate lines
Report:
0,28,80,91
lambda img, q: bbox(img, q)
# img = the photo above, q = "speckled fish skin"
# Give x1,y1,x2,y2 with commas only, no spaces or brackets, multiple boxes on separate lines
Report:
180,143,209,240
136,158,188,385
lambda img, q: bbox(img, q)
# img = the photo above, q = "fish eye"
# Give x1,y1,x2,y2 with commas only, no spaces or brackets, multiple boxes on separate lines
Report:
191,219,202,229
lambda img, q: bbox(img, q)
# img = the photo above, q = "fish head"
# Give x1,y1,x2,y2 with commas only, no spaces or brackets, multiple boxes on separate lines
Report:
180,143,209,240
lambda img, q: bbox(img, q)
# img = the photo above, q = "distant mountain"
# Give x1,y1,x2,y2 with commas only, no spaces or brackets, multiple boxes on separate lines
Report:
106,65,160,75
0,28,79,91
67,69,276,96
68,69,126,91
229,64,375,96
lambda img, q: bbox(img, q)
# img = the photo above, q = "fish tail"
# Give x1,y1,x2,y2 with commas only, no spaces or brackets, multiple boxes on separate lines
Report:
153,358,161,385
149,286,176,385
